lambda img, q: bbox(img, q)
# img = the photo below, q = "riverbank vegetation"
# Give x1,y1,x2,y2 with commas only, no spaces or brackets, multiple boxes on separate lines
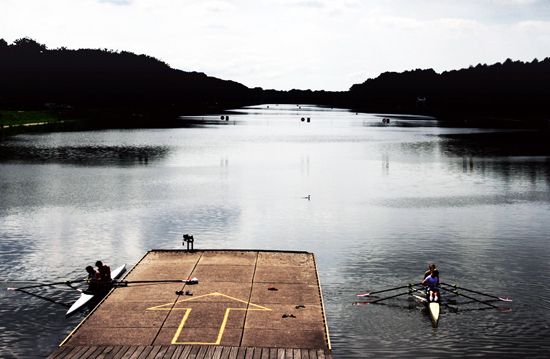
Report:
1,37,549,132
0,110,59,126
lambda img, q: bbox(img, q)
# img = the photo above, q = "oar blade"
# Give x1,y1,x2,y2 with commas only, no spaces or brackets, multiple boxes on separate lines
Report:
441,282,512,303
498,306,513,313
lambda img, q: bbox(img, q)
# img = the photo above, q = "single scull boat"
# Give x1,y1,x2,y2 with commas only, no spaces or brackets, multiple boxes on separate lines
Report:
354,282,511,327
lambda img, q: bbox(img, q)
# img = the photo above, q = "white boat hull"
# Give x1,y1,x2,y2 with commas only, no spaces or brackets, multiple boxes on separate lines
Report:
66,293,94,317
412,288,441,327
429,302,440,325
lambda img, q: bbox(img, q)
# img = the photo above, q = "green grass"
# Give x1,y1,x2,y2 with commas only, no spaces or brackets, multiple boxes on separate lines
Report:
0,110,59,126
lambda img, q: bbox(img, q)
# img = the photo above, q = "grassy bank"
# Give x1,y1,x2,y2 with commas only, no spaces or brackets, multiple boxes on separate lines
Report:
0,110,60,126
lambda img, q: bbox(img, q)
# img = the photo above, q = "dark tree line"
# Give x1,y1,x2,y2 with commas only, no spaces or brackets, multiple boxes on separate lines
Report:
0,38,252,114
1,38,549,127
349,59,550,121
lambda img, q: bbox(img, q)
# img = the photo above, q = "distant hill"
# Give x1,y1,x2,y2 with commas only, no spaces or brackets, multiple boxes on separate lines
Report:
348,59,550,121
0,38,253,114
1,38,549,128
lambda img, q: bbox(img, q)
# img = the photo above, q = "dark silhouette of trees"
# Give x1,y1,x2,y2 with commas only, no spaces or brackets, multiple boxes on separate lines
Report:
1,38,549,127
0,38,252,117
349,59,550,121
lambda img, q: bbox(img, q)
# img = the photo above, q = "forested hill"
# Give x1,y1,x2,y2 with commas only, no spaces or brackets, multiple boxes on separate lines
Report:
0,38,252,111
2,38,549,126
348,59,550,119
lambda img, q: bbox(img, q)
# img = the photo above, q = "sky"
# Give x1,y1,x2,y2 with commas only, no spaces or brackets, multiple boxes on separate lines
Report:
1,0,550,91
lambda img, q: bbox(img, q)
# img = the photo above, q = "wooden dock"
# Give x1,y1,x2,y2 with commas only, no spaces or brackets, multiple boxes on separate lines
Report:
49,250,332,359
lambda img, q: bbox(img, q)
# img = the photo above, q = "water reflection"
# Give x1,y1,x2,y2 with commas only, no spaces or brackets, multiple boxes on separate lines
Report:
375,192,550,208
178,115,240,127
0,143,168,166
381,152,390,176
1,105,550,358
440,130,550,157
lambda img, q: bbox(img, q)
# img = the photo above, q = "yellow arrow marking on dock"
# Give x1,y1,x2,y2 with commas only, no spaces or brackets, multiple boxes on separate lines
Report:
147,292,271,345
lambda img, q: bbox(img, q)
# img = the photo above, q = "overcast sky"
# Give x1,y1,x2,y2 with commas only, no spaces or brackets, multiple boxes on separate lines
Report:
2,0,550,90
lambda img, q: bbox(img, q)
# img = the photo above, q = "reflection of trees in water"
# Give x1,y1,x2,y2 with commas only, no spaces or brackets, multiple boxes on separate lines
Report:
440,131,550,157
456,157,550,186
439,131,550,184
0,144,169,166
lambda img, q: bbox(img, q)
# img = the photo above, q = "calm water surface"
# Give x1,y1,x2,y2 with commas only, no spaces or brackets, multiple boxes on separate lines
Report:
1,105,549,358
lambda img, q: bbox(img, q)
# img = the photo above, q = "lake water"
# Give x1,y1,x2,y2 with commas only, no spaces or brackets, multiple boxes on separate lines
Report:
1,105,549,358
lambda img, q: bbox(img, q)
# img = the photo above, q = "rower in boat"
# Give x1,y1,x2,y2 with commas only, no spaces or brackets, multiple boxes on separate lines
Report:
84,261,113,295
85,266,101,294
96,261,111,282
423,263,437,279
422,268,440,302
67,264,126,316
422,268,441,325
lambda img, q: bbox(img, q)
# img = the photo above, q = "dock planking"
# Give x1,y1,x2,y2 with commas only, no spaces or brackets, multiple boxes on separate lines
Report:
49,345,331,359
51,250,332,359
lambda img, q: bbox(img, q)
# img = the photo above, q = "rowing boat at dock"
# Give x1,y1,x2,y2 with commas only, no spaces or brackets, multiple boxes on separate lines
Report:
66,264,126,317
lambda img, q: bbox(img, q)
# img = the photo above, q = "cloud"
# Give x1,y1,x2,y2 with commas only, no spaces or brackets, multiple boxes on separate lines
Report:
289,0,325,8
2,0,550,90
98,0,133,5
205,0,235,13
487,0,540,5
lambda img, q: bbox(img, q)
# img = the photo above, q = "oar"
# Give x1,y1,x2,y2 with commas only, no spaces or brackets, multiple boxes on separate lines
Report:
7,279,87,291
440,286,502,309
13,288,70,308
115,278,198,286
64,281,84,292
356,283,421,297
441,282,512,302
354,290,413,305
409,286,429,300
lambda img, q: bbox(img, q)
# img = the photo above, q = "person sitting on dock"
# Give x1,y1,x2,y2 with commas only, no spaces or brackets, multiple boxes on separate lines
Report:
85,266,101,294
422,269,440,302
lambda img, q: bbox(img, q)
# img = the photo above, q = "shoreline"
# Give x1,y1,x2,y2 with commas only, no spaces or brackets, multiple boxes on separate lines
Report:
2,105,549,141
